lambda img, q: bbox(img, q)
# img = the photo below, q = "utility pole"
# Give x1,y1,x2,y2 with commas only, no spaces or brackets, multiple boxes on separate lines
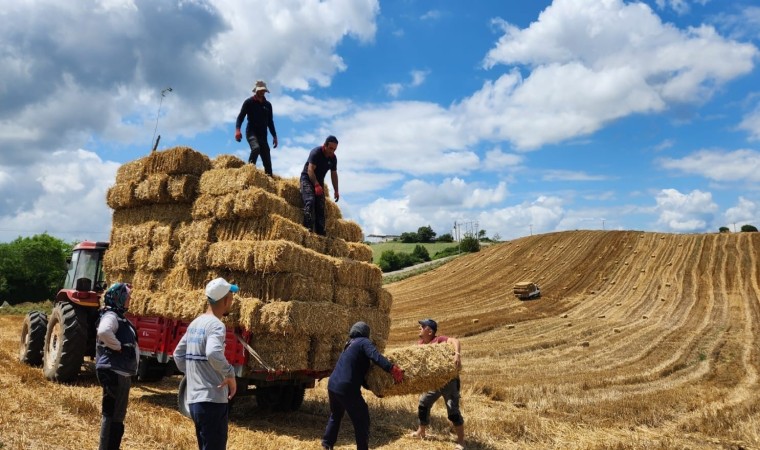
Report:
529,224,533,236
151,87,173,152
602,219,606,231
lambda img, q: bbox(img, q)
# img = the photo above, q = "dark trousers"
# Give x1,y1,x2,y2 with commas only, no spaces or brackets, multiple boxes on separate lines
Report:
189,402,229,450
247,134,273,176
97,369,131,450
300,174,326,235
322,390,370,450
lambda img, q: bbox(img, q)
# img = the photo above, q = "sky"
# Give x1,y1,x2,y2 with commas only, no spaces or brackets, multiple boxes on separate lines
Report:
1,0,760,244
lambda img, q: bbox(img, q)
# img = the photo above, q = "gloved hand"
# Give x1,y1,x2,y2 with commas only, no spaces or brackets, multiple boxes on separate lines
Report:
334,190,339,202
390,365,404,384
235,129,242,142
273,136,278,148
314,184,324,196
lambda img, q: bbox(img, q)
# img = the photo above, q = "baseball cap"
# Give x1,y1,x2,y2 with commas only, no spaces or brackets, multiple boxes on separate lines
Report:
205,277,239,303
418,318,437,333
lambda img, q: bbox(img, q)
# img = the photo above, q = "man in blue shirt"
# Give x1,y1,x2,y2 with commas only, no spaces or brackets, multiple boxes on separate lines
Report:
235,80,278,176
300,135,340,236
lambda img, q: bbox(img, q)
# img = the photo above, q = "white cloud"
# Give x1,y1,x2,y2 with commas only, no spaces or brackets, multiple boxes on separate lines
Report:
481,195,566,240
410,70,429,87
739,107,760,141
384,83,404,98
655,188,717,231
542,170,610,182
383,69,430,97
403,178,507,209
482,148,523,170
659,149,760,183
420,10,442,21
724,196,758,226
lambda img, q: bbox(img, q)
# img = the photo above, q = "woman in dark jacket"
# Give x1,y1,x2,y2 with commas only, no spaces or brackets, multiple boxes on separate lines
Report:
95,282,138,450
321,321,404,450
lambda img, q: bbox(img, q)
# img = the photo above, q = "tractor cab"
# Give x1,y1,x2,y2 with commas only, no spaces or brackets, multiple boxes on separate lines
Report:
56,241,109,308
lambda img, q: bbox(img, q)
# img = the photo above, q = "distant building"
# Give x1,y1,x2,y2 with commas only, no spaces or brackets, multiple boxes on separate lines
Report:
366,234,400,243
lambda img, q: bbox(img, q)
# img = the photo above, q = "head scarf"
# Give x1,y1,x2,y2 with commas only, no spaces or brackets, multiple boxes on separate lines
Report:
349,321,370,339
104,282,131,314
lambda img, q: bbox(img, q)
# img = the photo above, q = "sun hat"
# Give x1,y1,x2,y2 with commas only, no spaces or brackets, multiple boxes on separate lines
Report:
253,80,269,93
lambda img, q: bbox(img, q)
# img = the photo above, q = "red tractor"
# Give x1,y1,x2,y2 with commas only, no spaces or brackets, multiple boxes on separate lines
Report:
19,241,109,382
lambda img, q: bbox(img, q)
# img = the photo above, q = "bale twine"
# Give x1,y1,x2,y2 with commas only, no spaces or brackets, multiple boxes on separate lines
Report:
347,242,373,263
365,343,458,397
212,154,245,169
276,178,303,208
199,165,276,196
144,146,211,176
256,301,350,336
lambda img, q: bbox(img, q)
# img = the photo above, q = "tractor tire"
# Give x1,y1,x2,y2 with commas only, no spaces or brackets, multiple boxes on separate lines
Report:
19,311,48,366
43,302,87,382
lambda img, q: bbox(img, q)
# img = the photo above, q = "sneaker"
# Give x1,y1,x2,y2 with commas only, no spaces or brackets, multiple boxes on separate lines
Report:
454,444,465,450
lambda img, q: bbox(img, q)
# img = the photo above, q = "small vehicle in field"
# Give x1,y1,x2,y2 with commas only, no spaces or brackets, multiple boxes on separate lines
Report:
513,281,541,300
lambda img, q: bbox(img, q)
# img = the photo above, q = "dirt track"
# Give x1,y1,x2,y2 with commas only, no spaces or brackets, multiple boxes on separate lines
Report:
2,230,760,449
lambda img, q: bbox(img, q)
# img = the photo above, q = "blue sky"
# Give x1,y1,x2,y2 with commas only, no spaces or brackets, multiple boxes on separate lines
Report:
1,0,759,244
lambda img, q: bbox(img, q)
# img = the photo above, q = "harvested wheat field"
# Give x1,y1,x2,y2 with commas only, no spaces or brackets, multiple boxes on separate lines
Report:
2,230,760,449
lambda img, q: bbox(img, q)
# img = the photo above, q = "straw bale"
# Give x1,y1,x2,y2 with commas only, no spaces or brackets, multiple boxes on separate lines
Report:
375,287,393,313
131,270,166,291
134,173,170,203
105,270,134,288
303,233,326,253
347,307,391,346
110,222,155,246
144,146,211,176
268,214,307,243
132,247,150,269
150,223,176,247
212,154,245,169
334,258,382,289
246,332,310,372
231,272,334,304
325,237,351,258
146,244,175,271
125,288,150,316
106,182,138,209
237,297,265,332
276,178,303,208
112,203,192,226
115,159,146,184
256,301,350,336
334,285,372,308
214,215,305,244
191,194,218,220
310,334,344,371
324,198,342,222
365,343,459,397
206,240,334,283
217,193,236,220
163,265,213,290
167,175,199,203
103,245,136,273
199,165,276,196
233,187,301,223
176,220,215,245
177,240,210,270
328,219,363,243
347,242,373,263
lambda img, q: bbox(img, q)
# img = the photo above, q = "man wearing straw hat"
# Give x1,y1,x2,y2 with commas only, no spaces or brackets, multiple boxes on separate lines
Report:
174,277,239,450
410,318,465,450
301,135,340,236
235,80,278,176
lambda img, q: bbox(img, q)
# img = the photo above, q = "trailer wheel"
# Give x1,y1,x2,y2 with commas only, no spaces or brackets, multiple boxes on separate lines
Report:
178,376,191,418
43,302,87,382
19,311,48,366
255,385,306,411
137,358,168,382
288,385,306,411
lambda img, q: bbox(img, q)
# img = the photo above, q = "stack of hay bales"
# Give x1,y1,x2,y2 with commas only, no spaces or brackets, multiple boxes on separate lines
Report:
103,147,389,374
365,343,459,397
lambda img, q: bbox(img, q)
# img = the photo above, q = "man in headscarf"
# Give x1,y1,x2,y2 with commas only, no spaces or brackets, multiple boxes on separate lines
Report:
95,282,139,450
321,321,404,450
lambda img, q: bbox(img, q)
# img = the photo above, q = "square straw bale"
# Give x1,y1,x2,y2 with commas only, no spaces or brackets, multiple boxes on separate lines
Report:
347,307,391,346
144,146,211,176
103,245,136,273
176,219,215,245
236,297,265,332
106,182,139,209
146,244,175,271
333,258,382,289
333,285,372,308
276,177,303,209
216,193,236,220
310,334,345,371
255,301,350,336
347,242,374,263
125,288,150,316
150,223,177,247
375,287,393,313
324,197,342,222
327,219,363,243
115,159,146,184
232,272,334,304
233,187,301,223
110,222,155,246
303,233,326,253
199,165,276,196
325,237,350,258
212,154,245,169
162,265,213,291
214,218,264,241
268,214,308,243
131,270,166,291
132,246,151,269
365,343,459,397
244,332,310,372
177,240,210,271
191,194,219,220
112,203,192,226
134,173,170,203
167,175,199,203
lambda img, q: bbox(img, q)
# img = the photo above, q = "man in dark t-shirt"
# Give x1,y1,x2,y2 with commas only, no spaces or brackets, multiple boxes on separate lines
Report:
235,80,278,176
300,135,340,235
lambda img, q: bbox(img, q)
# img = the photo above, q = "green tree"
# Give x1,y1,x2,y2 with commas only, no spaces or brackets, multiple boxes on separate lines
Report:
741,224,758,232
437,233,454,243
718,227,730,233
378,250,402,272
400,232,419,243
411,244,431,262
478,229,487,239
417,225,436,243
0,233,72,304
460,235,481,253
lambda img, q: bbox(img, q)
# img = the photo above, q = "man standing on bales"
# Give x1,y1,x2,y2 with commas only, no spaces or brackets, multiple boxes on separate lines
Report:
321,321,404,450
174,278,239,450
300,135,339,236
410,318,465,450
235,80,278,176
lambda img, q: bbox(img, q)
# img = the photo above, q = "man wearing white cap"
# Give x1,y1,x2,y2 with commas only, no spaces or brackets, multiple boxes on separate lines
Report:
235,80,278,176
174,277,239,450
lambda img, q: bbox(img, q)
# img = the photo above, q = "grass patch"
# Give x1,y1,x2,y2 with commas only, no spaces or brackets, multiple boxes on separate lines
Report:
382,257,456,284
370,242,459,264
0,300,54,316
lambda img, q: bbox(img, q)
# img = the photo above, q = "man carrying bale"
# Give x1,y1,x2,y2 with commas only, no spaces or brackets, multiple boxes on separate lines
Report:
301,135,339,236
410,318,465,450
321,321,404,450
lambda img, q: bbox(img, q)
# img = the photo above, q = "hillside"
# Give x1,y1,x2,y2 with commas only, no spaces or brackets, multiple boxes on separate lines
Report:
2,230,760,449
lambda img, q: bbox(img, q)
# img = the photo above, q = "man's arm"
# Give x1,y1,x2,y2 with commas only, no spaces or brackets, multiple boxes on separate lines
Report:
268,102,277,148
206,323,237,398
330,169,339,202
96,313,121,351
447,337,462,368
235,99,247,130
173,333,188,373
308,163,319,187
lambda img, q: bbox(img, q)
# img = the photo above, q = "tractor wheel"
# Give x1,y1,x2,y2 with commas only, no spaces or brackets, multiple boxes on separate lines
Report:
19,311,48,366
177,376,191,418
43,302,87,382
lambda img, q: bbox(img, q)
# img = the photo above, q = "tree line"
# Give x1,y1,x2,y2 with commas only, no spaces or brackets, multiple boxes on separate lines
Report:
377,225,482,273
0,233,72,304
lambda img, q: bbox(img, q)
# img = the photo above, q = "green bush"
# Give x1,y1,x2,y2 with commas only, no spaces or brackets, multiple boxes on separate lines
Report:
412,244,431,262
400,232,419,243
378,250,423,272
741,224,758,232
460,235,481,252
433,246,460,259
437,233,454,243
719,227,730,233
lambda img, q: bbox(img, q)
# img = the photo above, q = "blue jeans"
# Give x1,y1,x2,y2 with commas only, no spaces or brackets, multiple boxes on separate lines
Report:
189,402,229,450
322,390,370,450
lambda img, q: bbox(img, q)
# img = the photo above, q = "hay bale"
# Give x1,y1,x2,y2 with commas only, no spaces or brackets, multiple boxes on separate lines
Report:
191,194,219,219
115,159,146,184
110,222,156,246
347,307,391,349
199,165,276,196
325,237,351,258
334,258,382,289
176,220,215,245
237,297,265,332
246,332,310,372
146,244,175,271
324,198,342,222
131,271,166,291
328,219,363,243
144,146,211,176
233,187,301,223
106,182,139,209
303,233,326,253
347,242,373,263
213,154,245,169
365,343,458,397
177,240,209,270
256,301,350,336
214,215,305,244
162,265,215,291
103,245,136,273
334,285,372,308
276,177,303,208
310,334,344,371
375,288,393,313
150,223,177,247
167,175,199,203
233,272,334,304
134,173,170,203
112,204,192,226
